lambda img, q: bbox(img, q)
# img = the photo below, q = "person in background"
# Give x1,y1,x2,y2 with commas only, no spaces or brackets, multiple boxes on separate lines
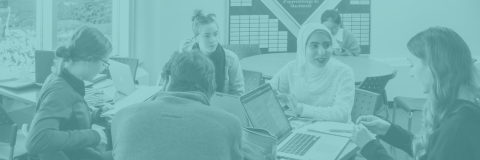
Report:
321,9,361,56
111,50,244,160
351,26,480,160
26,26,113,160
269,23,355,123
179,9,245,96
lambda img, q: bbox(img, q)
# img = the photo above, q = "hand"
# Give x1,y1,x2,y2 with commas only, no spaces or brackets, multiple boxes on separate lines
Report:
356,115,391,136
277,94,303,116
333,48,342,55
92,126,107,147
101,104,114,113
179,38,196,53
350,124,376,148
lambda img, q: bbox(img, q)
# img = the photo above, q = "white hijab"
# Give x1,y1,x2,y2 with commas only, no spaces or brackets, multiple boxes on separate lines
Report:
295,23,337,94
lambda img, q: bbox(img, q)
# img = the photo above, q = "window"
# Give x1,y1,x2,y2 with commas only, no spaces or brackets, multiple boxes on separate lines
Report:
0,0,36,77
57,0,112,48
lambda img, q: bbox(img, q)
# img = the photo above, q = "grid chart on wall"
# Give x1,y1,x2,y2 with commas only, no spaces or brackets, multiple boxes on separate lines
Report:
341,13,370,46
229,0,297,53
228,0,371,54
230,15,289,52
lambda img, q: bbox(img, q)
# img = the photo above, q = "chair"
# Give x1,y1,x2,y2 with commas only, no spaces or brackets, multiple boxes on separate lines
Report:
223,44,262,60
351,88,382,123
357,70,398,120
393,97,426,132
0,105,17,160
243,70,264,93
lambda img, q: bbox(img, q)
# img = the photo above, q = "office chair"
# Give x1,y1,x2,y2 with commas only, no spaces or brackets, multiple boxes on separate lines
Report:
357,70,398,120
351,88,382,123
243,70,264,93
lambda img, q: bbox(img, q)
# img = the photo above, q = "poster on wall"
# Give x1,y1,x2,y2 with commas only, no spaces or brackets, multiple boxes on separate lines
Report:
228,0,371,54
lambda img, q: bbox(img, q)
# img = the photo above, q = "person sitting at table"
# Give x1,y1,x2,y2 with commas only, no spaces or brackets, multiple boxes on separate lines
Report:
111,50,244,160
178,9,245,96
269,23,355,123
351,26,480,160
321,9,361,56
26,26,113,160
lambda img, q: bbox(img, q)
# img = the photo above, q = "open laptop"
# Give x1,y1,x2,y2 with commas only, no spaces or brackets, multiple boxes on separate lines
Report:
101,60,162,117
210,92,250,127
109,60,136,95
240,84,349,160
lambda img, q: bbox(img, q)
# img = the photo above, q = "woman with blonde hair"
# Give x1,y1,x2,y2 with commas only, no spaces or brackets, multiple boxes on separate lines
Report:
351,26,480,160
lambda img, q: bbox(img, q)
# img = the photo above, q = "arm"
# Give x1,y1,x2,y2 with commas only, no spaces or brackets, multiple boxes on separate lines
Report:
26,89,101,155
340,29,361,56
230,118,244,160
228,54,246,96
361,140,394,160
376,124,414,156
300,68,355,122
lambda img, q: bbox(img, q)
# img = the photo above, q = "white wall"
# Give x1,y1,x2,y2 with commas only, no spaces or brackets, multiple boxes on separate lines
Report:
133,0,228,85
370,0,480,59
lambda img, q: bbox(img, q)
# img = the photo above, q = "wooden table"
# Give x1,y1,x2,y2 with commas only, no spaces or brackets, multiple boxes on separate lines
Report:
240,53,395,83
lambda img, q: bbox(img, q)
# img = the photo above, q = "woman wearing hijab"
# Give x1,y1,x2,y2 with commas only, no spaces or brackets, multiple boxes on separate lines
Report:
269,23,355,122
178,10,245,96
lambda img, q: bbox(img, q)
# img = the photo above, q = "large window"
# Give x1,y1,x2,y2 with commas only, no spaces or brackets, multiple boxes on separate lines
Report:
57,0,112,48
0,0,36,78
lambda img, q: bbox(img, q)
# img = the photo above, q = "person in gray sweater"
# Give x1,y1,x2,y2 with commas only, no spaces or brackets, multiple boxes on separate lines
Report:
111,50,244,160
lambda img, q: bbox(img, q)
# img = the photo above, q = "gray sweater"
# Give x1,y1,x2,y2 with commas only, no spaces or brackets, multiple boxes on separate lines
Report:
111,91,244,160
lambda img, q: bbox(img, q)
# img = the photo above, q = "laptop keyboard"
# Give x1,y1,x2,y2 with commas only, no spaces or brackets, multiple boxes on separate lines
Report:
278,133,319,156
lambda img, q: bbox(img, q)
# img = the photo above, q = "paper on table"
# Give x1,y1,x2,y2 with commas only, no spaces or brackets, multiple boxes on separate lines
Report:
304,122,354,138
101,86,162,117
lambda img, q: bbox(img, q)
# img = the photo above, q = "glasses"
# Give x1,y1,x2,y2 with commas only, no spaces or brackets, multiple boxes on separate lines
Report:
98,58,110,70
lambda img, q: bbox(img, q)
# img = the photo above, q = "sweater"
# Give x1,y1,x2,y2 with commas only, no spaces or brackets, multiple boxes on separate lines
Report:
25,69,111,160
333,28,361,56
111,91,244,160
361,100,480,160
215,49,245,96
269,59,355,122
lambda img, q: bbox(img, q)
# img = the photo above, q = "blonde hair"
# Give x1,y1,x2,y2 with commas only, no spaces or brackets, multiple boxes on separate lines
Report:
407,26,480,159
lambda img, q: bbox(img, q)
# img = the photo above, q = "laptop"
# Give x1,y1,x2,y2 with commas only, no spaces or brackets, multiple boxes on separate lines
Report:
101,60,162,117
210,92,250,127
35,50,56,86
109,60,136,95
240,84,349,160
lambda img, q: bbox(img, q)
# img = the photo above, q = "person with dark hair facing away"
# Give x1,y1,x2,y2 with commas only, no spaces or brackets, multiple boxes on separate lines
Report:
26,26,113,160
111,50,244,160
321,9,361,56
179,9,245,96
350,27,480,160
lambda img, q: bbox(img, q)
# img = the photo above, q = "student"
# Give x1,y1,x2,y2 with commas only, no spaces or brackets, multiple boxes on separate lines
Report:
26,26,113,160
111,50,244,160
351,27,480,160
321,10,361,56
179,10,245,96
269,23,355,122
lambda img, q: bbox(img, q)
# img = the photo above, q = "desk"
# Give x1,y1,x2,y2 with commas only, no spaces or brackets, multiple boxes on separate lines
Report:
240,53,395,83
0,130,28,159
0,86,40,105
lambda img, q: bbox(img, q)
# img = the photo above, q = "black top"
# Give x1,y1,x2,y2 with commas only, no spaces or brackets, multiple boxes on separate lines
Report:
361,100,480,160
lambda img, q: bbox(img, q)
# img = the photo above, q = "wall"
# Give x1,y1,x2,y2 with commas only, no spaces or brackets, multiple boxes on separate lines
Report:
370,0,480,59
133,0,228,85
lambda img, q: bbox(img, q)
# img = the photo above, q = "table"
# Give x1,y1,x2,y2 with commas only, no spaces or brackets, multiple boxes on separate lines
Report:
0,86,40,105
240,53,395,83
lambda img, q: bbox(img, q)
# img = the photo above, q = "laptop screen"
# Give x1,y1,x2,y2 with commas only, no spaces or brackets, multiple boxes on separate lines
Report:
240,84,292,139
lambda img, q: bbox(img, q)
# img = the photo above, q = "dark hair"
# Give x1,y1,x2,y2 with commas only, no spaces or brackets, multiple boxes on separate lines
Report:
56,26,112,62
161,49,216,98
408,26,480,158
191,9,217,35
321,10,341,24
